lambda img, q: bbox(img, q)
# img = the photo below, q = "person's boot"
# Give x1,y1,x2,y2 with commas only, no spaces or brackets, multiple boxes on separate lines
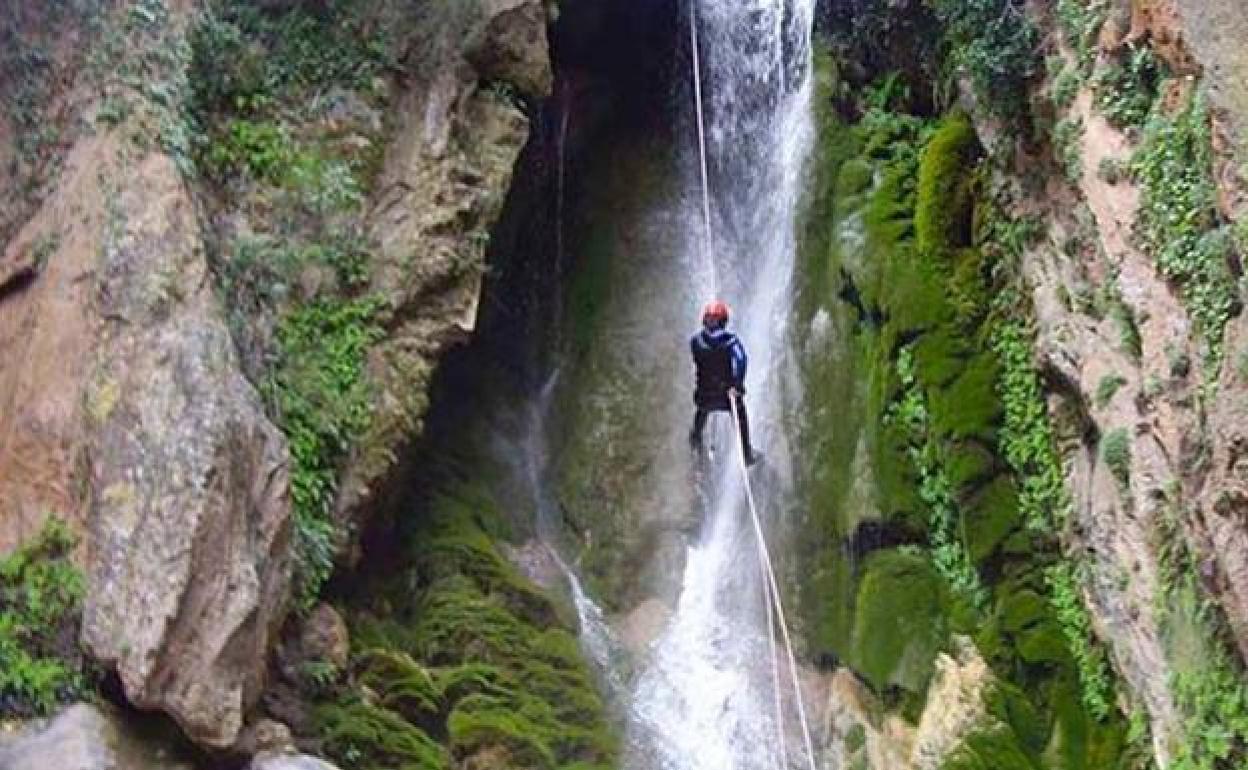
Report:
745,448,762,467
689,429,704,454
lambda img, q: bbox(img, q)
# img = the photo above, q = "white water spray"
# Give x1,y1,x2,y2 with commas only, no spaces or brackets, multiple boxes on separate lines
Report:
625,1,819,769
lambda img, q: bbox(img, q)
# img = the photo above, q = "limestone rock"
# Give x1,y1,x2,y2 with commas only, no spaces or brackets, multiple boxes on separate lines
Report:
332,3,546,555
79,149,291,750
234,719,296,759
299,605,350,672
910,638,993,770
465,0,554,100
248,753,342,770
815,668,913,770
0,704,201,770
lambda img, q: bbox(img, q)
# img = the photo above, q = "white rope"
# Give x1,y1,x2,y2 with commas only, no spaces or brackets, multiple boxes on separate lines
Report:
763,527,790,770
689,1,816,764
688,0,717,288
730,396,819,770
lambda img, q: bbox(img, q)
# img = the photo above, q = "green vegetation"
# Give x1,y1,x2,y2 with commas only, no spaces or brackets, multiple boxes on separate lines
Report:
315,480,616,770
265,297,384,609
1156,509,1248,770
1092,45,1163,130
916,113,980,261
992,297,1116,720
928,0,1039,122
1055,0,1108,75
1053,117,1086,183
1052,65,1083,110
891,348,987,607
790,42,1159,767
1132,88,1236,367
992,317,1069,532
795,62,1127,763
1047,562,1113,719
1095,373,1127,408
186,0,402,608
1100,428,1132,487
0,519,92,717
851,548,949,693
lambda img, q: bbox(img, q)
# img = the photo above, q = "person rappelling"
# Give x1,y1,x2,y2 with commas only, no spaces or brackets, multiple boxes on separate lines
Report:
689,300,760,466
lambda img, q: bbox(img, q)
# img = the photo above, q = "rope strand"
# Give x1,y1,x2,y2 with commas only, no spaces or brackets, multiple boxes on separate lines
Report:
689,0,717,289
730,397,819,770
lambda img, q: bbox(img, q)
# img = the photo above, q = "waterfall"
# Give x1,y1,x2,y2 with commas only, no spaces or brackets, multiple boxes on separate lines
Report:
625,1,818,768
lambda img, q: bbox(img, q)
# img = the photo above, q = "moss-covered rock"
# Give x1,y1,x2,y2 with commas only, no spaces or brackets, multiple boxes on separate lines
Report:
850,549,949,693
311,481,615,770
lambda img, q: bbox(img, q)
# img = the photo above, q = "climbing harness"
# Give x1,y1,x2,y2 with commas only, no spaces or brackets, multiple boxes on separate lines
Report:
688,0,819,763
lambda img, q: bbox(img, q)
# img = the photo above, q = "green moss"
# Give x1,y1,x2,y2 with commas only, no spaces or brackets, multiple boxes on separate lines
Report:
1100,429,1131,487
0,519,91,717
940,724,1038,770
1095,374,1127,409
837,158,875,198
315,699,448,770
963,477,1022,564
930,351,1002,442
916,113,980,259
850,548,948,693
317,482,615,770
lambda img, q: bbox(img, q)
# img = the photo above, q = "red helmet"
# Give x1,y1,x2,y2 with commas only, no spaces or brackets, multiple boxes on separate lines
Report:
702,300,730,328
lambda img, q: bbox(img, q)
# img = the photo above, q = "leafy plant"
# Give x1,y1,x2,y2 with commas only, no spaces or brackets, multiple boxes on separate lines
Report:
890,347,987,607
265,297,385,609
1155,508,1248,770
1046,562,1113,719
1093,44,1163,129
1053,116,1085,183
1051,65,1083,109
1132,88,1235,368
1055,0,1109,75
928,0,1039,122
0,519,91,717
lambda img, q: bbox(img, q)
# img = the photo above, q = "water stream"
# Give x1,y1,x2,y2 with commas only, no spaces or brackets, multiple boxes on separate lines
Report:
518,1,819,767
625,2,817,768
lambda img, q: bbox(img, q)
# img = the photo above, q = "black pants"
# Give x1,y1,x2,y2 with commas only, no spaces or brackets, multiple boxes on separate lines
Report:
690,393,753,458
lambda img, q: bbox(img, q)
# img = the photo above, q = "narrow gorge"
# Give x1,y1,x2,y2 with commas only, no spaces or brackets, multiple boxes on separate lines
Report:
2,1,1248,770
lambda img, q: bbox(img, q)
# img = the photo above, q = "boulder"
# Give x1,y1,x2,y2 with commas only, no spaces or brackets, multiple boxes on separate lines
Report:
79,147,292,750
248,755,342,770
0,704,200,770
465,0,554,100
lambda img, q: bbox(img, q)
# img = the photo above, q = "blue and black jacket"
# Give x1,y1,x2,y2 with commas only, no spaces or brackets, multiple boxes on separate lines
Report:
690,327,747,409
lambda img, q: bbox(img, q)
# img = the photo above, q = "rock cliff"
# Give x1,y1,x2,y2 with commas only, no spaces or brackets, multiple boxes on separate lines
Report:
0,0,551,755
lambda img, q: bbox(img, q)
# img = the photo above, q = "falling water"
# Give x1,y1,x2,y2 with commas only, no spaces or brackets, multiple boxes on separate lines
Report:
625,1,818,769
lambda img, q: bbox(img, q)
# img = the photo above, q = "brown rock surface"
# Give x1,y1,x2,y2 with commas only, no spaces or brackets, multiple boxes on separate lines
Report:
1,4,292,751
80,144,292,750
332,0,551,553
